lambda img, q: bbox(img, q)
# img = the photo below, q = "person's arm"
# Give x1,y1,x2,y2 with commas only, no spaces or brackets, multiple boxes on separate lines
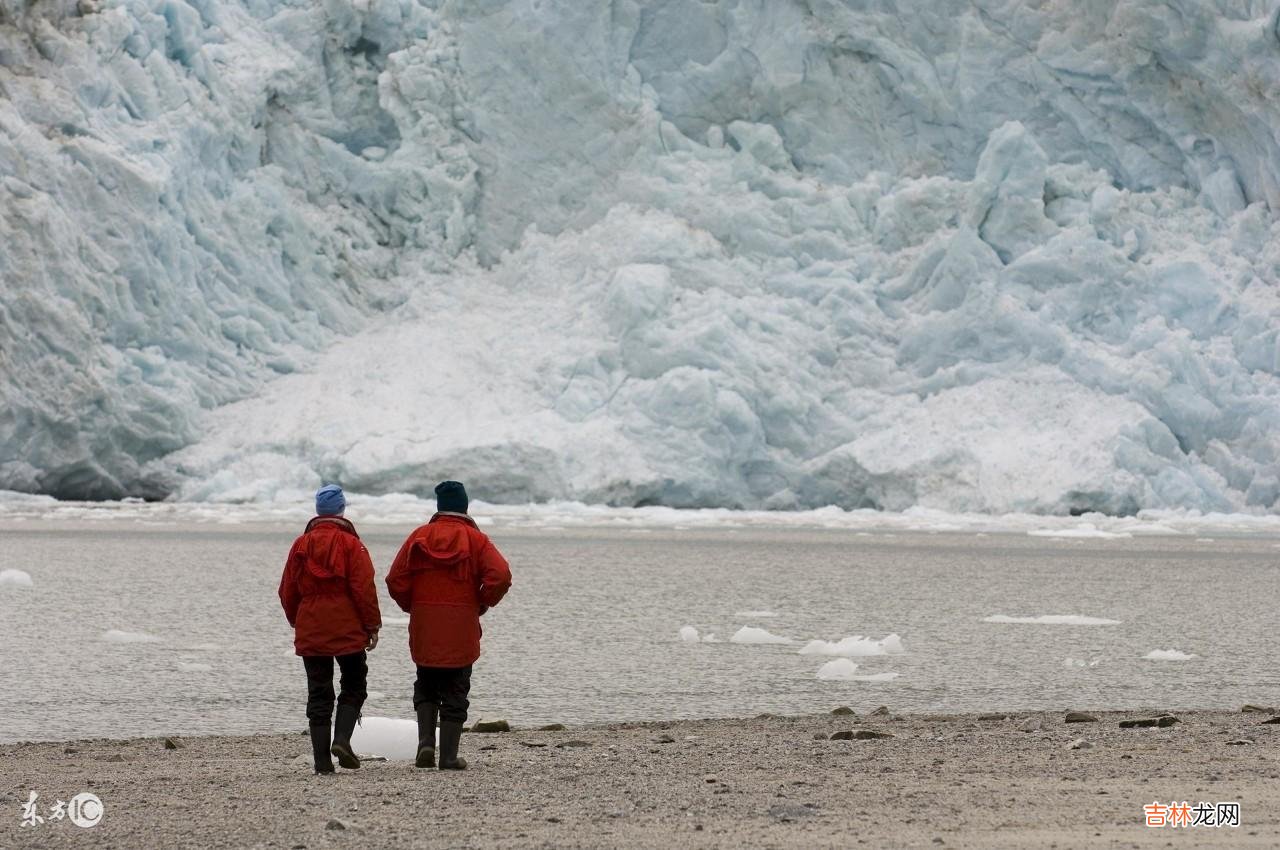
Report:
279,542,302,627
384,535,416,613
348,542,382,647
477,538,512,609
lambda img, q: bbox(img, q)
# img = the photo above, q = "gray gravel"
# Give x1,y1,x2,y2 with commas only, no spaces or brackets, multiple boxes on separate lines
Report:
3,709,1279,848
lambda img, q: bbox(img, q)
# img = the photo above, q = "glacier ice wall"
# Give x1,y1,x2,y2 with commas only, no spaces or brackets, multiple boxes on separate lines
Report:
2,0,1279,513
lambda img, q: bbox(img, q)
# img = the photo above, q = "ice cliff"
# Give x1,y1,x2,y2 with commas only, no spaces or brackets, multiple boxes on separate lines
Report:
2,0,1279,513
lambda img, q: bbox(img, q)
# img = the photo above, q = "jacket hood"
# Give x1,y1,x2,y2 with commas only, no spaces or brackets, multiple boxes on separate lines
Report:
408,514,476,573
298,516,359,579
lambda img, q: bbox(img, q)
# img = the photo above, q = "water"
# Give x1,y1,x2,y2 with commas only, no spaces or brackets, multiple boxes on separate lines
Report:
2,521,1278,743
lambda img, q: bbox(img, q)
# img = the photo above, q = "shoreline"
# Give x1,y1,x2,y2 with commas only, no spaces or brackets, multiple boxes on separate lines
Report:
5,708,1279,848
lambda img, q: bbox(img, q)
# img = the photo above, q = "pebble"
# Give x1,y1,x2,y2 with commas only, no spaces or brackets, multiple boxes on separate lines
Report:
854,730,893,740
471,719,511,733
1064,712,1098,723
831,706,856,716
1225,739,1254,746
555,740,592,749
537,723,567,731
520,742,548,748
325,819,347,831
870,706,890,717
163,737,183,750
1240,704,1277,714
1068,739,1093,750
1019,718,1045,732
655,735,676,744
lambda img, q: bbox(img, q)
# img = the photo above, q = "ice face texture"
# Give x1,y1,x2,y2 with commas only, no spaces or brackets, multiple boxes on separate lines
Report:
2,1,1279,513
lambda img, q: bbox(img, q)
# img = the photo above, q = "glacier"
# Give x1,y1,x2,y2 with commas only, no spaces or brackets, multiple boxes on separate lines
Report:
1,0,1279,513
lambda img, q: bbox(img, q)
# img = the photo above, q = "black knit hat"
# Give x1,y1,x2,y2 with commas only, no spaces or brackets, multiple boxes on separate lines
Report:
435,480,469,514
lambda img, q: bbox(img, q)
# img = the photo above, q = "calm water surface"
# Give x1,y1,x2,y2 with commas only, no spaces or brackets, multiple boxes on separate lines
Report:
1,522,1277,742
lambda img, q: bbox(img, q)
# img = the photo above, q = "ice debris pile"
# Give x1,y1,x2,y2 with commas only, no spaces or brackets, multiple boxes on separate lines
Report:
2,1,1279,514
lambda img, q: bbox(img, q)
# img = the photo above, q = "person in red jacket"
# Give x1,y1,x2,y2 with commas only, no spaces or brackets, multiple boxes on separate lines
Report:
386,480,511,770
279,484,382,774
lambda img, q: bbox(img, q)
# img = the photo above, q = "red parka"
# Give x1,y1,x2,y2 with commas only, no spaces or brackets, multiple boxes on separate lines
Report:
279,516,382,657
385,513,512,668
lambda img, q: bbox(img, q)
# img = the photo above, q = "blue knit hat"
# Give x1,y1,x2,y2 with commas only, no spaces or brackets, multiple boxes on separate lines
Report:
435,480,469,514
315,484,346,516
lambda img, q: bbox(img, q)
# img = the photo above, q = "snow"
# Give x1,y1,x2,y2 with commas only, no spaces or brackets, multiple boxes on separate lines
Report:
799,634,905,657
1144,649,1198,661
100,629,161,644
984,615,1121,626
729,626,795,646
814,659,901,682
0,569,32,587
2,2,1279,515
347,716,421,761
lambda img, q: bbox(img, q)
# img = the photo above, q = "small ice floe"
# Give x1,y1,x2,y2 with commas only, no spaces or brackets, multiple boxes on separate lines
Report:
1143,649,1197,661
679,625,700,643
0,568,33,587
1027,525,1131,540
729,626,795,645
1063,657,1102,669
101,629,161,643
799,634,905,657
176,662,213,672
815,659,901,682
984,614,1120,626
348,716,419,760
733,610,778,618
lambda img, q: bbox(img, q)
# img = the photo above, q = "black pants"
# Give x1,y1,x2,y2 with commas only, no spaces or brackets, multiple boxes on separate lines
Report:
303,652,368,726
413,665,472,724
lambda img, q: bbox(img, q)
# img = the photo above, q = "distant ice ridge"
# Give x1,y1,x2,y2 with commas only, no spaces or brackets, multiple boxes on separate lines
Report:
984,615,1121,626
3,2,1280,514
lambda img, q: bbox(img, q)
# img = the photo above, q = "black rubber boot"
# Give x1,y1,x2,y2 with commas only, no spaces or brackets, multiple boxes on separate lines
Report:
331,704,361,770
310,724,335,774
416,704,438,769
438,720,467,771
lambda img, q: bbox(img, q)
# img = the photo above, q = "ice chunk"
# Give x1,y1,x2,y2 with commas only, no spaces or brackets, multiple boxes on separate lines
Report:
0,569,32,587
176,662,213,672
1143,649,1197,661
1063,657,1103,668
679,625,701,643
799,634,905,657
347,716,421,760
816,658,859,680
984,615,1120,626
101,629,161,643
729,626,795,645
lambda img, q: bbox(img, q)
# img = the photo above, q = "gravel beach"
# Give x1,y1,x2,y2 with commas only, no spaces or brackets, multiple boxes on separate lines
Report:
4,709,1279,848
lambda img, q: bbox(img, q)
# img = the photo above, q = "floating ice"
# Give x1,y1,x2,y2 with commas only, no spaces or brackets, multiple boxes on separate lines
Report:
799,634,905,657
816,659,859,680
0,569,32,587
1027,526,1132,540
729,626,795,646
347,716,421,760
101,630,161,644
679,626,701,643
985,615,1120,626
733,611,778,619
1143,649,1198,661
1063,658,1103,669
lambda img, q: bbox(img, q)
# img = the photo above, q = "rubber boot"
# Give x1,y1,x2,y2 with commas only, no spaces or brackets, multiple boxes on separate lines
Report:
310,723,335,774
415,704,438,769
331,704,361,770
438,720,467,771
